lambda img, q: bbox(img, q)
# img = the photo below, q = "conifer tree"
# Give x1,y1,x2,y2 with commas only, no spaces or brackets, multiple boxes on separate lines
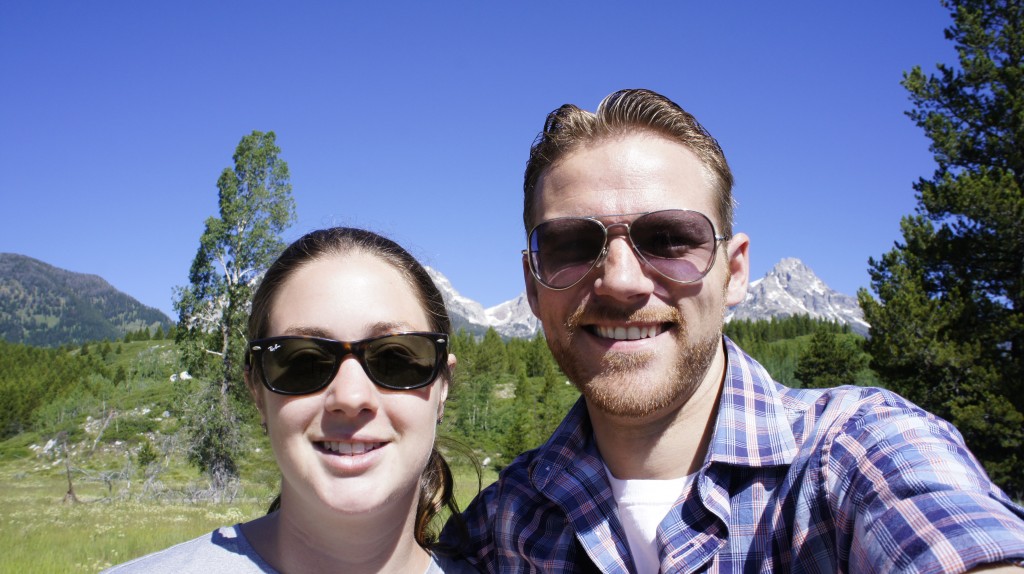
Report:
858,0,1023,495
174,130,296,488
793,330,863,388
505,373,540,458
476,328,509,378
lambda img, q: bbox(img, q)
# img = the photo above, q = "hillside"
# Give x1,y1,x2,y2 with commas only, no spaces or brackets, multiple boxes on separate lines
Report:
0,253,173,347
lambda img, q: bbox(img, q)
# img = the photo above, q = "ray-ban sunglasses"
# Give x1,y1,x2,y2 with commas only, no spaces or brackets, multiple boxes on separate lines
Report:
525,209,729,290
247,332,448,395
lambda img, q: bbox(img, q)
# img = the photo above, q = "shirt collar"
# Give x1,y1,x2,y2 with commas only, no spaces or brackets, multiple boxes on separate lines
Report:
707,337,798,467
529,336,799,489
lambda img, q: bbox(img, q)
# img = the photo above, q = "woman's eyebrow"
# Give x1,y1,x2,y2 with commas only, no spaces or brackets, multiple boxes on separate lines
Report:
279,325,332,338
278,321,418,340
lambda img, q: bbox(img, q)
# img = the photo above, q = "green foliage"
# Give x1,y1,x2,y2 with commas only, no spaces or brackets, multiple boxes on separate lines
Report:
724,315,865,387
136,440,159,468
182,382,241,485
173,130,296,486
794,330,866,388
104,416,160,443
444,328,577,463
0,253,173,347
0,340,101,437
504,373,542,457
860,0,1024,496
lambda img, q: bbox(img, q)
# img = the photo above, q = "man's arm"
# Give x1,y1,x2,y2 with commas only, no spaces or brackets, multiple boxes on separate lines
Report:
823,394,1024,572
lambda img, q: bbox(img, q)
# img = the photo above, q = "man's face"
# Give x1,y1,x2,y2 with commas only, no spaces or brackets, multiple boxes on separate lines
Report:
524,133,748,419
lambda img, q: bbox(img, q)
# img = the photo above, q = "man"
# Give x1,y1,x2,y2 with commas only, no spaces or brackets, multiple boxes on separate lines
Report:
441,89,1024,573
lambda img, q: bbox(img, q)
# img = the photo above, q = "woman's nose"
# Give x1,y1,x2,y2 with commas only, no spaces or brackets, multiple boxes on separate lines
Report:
322,357,379,416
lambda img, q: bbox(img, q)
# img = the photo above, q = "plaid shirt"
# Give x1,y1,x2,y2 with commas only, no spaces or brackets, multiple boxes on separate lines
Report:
443,337,1024,573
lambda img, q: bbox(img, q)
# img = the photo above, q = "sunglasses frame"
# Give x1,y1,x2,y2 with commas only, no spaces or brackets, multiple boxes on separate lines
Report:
247,332,448,395
524,209,730,291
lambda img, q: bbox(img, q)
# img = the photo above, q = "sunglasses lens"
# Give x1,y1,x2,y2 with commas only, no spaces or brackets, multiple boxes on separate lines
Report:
364,334,440,389
528,210,720,288
260,339,337,394
631,210,716,282
529,218,606,289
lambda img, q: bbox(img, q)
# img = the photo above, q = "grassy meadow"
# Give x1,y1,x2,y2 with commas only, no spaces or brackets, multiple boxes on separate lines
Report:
0,452,495,573
0,339,498,573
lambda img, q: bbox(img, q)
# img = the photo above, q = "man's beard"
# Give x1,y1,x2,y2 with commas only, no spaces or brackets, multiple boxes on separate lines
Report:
547,302,723,418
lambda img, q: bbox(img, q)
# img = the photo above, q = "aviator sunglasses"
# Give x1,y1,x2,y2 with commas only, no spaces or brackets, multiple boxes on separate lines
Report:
525,209,729,290
247,332,448,395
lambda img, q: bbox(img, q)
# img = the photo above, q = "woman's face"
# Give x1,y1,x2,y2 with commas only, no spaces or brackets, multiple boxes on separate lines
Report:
251,252,450,518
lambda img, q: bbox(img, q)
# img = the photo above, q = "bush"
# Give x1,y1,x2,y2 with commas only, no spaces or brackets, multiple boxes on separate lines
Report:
105,416,159,443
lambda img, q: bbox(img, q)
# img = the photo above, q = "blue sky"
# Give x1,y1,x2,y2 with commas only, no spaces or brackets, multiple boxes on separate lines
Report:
1,2,956,319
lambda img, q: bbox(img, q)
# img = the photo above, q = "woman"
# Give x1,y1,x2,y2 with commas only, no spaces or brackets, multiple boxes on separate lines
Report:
107,227,473,573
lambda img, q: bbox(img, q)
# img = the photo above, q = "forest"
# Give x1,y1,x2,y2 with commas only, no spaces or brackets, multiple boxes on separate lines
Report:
0,315,872,469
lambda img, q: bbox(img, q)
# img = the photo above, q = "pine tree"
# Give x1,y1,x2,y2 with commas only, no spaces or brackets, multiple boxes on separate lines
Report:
173,130,296,488
793,330,863,388
476,328,509,378
505,373,539,459
858,0,1024,495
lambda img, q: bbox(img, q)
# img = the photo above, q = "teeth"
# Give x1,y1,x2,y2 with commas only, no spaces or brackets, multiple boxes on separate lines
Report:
320,441,382,455
596,325,663,340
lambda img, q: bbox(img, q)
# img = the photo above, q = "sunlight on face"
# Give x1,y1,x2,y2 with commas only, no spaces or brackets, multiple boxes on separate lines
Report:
527,134,733,418
257,252,448,520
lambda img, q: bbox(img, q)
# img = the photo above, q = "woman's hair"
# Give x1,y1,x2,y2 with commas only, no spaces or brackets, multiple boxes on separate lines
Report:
248,226,461,548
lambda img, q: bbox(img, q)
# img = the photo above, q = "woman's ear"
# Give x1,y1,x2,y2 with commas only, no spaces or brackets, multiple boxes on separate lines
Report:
437,354,455,420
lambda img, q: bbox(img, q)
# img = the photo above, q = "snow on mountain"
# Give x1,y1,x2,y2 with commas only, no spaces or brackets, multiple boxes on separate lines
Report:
484,293,540,339
726,258,870,335
427,258,868,339
426,267,539,338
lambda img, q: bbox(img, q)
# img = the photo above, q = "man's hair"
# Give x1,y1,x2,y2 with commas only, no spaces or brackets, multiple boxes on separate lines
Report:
523,88,735,237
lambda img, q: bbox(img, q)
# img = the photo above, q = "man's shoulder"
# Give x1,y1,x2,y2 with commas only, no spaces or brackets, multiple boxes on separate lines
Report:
725,337,932,424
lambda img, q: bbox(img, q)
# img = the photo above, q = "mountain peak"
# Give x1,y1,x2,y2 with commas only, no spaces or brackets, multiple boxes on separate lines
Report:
425,267,539,338
728,258,869,335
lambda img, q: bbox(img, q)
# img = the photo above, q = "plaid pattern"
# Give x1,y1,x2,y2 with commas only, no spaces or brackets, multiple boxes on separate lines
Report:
443,338,1024,573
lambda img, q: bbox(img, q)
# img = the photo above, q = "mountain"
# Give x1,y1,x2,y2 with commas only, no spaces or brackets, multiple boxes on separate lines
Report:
1,254,864,347
430,258,868,339
726,258,870,335
0,253,173,347
426,267,539,339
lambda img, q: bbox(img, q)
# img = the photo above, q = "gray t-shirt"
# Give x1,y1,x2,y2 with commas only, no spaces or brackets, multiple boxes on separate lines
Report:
103,524,465,573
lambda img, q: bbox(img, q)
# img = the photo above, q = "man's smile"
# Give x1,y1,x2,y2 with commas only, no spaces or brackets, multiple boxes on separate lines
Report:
588,323,671,341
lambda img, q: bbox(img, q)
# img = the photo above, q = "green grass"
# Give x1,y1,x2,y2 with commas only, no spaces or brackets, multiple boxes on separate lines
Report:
0,339,503,572
0,456,273,573
0,453,497,573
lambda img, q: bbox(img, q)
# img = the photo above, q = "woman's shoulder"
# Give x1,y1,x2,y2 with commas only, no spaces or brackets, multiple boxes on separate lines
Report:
102,524,277,573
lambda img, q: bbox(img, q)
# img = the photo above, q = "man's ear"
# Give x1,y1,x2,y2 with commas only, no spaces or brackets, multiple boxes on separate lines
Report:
725,232,750,307
523,253,541,318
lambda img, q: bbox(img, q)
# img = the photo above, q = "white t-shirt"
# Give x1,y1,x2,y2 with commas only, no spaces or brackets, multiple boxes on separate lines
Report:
605,467,696,574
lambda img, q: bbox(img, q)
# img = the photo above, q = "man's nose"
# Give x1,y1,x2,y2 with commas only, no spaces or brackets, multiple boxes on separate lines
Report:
592,233,656,301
